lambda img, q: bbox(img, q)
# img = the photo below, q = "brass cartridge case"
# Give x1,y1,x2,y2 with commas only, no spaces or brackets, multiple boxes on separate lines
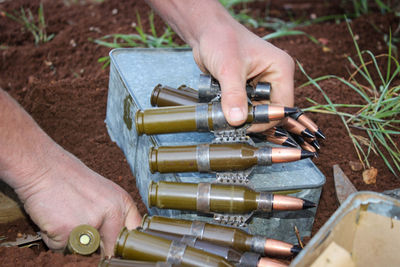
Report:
141,229,246,265
135,103,295,135
149,143,262,173
151,84,198,107
148,181,273,214
67,224,100,255
141,215,300,257
114,228,233,267
149,143,312,173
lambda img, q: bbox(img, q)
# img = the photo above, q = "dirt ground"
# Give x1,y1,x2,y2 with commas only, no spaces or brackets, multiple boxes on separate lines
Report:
0,0,399,266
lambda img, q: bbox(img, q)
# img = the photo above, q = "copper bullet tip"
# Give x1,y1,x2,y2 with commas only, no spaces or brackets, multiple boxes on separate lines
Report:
315,128,326,139
291,245,302,255
302,198,317,209
301,128,315,139
283,107,300,116
300,150,315,159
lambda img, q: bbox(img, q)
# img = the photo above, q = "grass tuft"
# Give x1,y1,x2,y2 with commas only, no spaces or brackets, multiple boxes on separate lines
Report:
5,3,54,46
93,11,187,68
300,21,400,177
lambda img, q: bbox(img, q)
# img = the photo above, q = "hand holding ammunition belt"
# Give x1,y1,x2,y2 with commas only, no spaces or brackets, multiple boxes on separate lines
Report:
100,75,326,267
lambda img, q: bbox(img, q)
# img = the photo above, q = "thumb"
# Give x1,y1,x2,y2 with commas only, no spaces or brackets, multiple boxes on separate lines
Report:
218,71,248,126
124,204,142,230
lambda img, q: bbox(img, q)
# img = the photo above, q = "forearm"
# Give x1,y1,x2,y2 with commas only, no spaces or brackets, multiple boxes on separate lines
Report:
145,0,237,47
0,89,59,191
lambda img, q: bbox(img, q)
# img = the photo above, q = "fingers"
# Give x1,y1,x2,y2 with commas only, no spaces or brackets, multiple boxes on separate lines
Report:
260,48,295,107
218,70,248,126
99,211,125,257
124,203,142,230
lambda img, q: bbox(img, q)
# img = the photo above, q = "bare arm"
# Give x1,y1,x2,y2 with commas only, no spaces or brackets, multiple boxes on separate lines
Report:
0,89,141,255
145,0,295,130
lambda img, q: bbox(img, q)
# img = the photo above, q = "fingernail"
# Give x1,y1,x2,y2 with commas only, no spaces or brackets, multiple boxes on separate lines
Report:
229,107,245,123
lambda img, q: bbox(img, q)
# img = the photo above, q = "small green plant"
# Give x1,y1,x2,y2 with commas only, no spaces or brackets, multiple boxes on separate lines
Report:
350,0,392,16
300,22,400,177
6,3,54,45
94,11,187,68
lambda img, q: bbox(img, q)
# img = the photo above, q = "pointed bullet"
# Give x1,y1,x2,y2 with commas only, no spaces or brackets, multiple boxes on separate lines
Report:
300,150,315,159
274,127,288,137
284,107,300,116
310,139,320,150
282,137,298,148
290,245,302,255
315,129,326,139
302,128,315,139
302,198,317,209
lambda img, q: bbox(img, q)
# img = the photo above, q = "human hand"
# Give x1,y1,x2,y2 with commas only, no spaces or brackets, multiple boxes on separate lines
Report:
13,147,141,256
190,12,295,131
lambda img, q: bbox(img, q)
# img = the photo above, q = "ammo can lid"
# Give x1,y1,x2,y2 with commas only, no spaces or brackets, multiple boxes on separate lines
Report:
67,224,100,255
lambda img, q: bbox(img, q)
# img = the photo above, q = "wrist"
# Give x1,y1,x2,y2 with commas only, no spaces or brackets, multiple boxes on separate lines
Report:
146,0,236,48
5,142,65,203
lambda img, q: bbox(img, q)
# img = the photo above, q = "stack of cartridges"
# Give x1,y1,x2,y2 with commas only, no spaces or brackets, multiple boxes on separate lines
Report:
103,75,326,267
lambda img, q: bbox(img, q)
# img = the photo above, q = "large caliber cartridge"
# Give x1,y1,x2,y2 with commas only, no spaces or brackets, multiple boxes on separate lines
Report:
67,224,100,255
150,77,271,108
114,228,233,267
141,215,301,257
151,84,198,107
148,181,315,214
135,103,298,135
149,143,314,173
141,229,288,267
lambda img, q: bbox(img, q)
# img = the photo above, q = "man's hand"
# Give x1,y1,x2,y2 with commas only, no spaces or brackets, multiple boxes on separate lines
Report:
15,148,141,256
146,0,295,131
0,89,141,256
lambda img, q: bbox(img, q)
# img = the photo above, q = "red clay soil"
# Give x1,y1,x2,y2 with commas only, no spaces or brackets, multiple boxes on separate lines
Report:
0,0,399,266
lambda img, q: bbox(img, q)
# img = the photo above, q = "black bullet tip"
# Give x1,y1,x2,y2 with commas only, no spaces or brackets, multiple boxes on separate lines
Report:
292,134,305,145
315,129,326,140
301,199,317,209
282,137,298,148
301,129,315,139
289,110,304,120
300,150,315,159
310,139,321,150
284,107,300,116
291,245,302,255
275,127,288,137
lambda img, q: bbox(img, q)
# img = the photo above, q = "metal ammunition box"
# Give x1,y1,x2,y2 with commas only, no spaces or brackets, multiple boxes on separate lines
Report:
105,48,325,244
291,191,400,266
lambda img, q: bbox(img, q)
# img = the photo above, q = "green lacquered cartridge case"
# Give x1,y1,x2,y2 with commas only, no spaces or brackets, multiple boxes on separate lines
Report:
67,224,100,255
151,84,198,107
99,258,172,267
114,228,233,267
148,181,273,214
141,215,299,257
142,229,262,267
149,143,267,173
135,102,295,135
